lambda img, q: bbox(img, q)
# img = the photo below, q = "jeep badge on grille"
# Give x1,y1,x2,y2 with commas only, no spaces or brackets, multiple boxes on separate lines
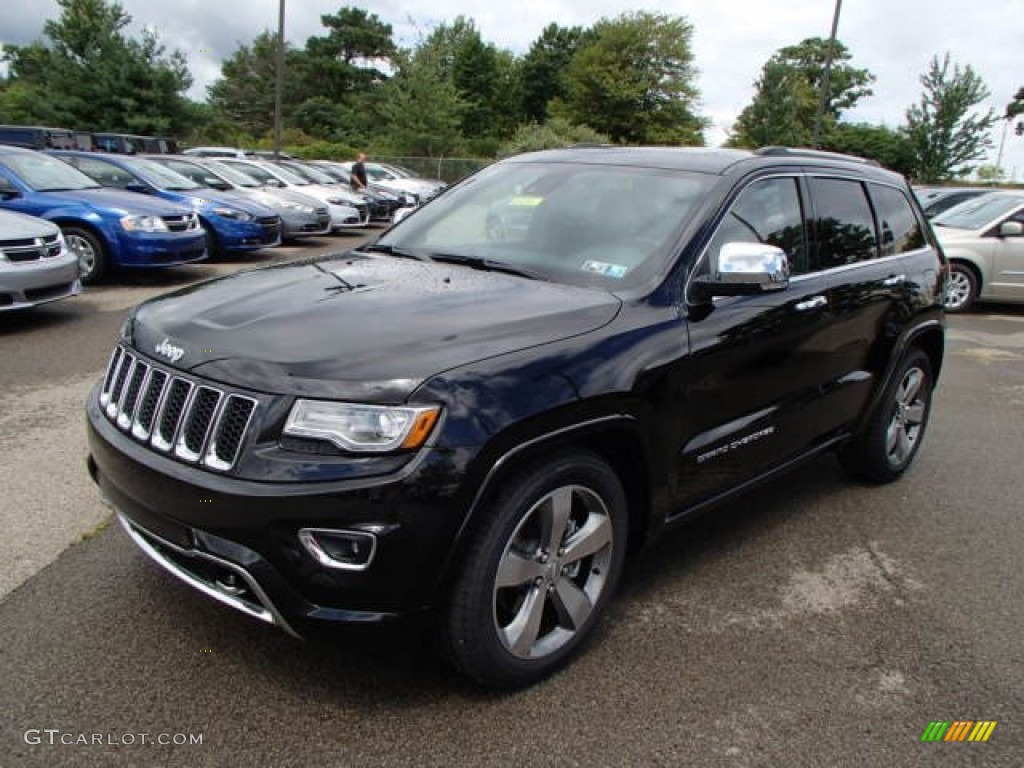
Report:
154,338,185,364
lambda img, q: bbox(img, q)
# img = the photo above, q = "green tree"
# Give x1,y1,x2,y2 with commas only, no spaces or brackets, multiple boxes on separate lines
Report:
822,123,914,176
519,24,587,123
1,0,194,134
560,11,705,145
302,7,396,98
375,45,464,157
1006,86,1024,136
905,54,997,182
206,32,300,138
731,38,873,147
498,117,611,156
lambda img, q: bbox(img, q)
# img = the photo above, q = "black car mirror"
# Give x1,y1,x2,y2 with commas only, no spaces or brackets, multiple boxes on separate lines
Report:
125,182,151,195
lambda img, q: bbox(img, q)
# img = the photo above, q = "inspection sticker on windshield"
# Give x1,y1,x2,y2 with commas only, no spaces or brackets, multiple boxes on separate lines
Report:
582,260,628,279
509,196,544,206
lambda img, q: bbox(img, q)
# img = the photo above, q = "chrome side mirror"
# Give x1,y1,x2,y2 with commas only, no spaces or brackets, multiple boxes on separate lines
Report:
691,242,790,302
999,221,1023,237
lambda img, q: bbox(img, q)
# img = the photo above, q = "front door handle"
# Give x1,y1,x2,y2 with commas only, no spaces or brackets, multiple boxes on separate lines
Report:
795,295,827,311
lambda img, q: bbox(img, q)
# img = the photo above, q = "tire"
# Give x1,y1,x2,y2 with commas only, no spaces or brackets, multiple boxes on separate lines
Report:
63,226,109,285
440,451,628,689
203,223,220,261
839,348,933,483
944,262,978,313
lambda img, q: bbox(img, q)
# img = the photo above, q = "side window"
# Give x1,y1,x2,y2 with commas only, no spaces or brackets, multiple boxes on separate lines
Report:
870,184,926,256
808,177,878,268
706,177,808,274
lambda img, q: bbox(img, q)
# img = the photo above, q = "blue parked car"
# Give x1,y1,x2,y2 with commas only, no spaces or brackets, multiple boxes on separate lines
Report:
50,151,282,257
0,145,206,283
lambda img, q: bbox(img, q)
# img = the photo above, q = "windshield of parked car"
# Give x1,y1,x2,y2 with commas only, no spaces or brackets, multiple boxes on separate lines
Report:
364,165,394,181
285,163,336,185
121,157,201,191
201,160,260,188
254,161,308,186
375,159,713,291
932,193,1024,230
1,152,101,191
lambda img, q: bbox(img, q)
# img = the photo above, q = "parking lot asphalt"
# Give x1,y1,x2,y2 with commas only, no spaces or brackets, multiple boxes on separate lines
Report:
0,243,1022,766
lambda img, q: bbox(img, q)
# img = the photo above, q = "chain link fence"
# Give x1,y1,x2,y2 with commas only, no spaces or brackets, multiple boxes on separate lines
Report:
373,156,493,184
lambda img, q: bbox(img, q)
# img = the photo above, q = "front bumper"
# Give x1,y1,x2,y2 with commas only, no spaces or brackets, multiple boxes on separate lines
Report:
0,253,81,310
210,215,283,251
86,386,473,634
279,209,331,238
115,229,207,268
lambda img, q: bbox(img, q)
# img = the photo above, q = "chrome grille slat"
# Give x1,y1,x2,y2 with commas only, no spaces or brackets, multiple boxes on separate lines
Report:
99,345,256,471
152,378,194,452
99,347,124,408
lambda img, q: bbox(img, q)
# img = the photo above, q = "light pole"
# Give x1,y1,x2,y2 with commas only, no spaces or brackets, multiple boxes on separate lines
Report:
812,0,843,148
273,0,285,160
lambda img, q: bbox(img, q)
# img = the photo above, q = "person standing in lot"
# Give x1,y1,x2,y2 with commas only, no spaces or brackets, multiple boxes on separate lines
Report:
351,152,368,192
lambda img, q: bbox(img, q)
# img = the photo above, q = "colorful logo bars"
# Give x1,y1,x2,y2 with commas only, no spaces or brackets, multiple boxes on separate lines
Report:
920,721,997,742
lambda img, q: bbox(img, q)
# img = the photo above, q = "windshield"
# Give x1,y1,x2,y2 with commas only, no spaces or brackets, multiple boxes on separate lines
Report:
220,160,279,186
254,161,308,186
315,164,349,183
285,162,336,185
1,153,101,191
201,160,260,188
377,159,713,291
122,157,201,190
364,165,393,181
932,193,1024,230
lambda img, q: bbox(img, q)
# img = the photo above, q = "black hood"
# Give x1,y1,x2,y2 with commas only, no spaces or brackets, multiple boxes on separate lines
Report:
130,253,621,401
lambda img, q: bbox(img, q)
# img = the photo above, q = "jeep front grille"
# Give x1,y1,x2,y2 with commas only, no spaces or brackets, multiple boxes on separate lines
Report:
99,346,257,471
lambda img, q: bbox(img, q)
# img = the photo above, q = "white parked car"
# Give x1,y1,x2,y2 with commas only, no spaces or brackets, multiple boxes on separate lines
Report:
0,209,81,311
932,192,1024,312
216,159,367,230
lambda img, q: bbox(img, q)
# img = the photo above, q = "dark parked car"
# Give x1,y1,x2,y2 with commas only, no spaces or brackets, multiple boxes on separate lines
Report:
50,151,282,257
0,145,205,283
0,124,77,150
87,147,946,688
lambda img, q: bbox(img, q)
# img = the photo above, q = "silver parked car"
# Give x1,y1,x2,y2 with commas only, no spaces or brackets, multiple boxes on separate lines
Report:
932,192,1024,312
0,209,81,311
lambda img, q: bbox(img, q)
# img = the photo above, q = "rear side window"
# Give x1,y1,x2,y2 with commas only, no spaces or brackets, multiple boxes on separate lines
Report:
809,177,878,268
870,185,926,256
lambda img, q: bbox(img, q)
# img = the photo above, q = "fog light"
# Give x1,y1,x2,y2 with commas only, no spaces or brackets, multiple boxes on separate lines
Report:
298,528,377,571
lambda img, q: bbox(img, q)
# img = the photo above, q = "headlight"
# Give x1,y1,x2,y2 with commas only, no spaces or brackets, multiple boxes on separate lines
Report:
211,207,253,221
283,400,441,453
282,202,315,214
120,215,168,232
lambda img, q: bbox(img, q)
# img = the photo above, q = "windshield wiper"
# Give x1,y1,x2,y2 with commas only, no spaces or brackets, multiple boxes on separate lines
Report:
359,243,433,262
428,253,542,280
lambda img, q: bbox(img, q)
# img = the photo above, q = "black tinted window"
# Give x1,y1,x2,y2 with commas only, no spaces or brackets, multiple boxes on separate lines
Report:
871,184,925,256
707,177,808,274
809,178,877,268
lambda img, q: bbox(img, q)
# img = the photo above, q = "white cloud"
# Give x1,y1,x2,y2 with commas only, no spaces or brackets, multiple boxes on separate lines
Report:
2,0,1021,177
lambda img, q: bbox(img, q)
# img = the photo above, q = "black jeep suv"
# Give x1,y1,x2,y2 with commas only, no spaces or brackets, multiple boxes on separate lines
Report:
87,147,946,688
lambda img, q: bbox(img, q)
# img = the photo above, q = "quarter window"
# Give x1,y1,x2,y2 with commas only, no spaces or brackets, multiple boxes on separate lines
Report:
870,184,925,256
809,178,878,268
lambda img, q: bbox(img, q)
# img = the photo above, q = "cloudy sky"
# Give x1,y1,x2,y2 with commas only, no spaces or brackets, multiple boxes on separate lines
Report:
3,0,1021,178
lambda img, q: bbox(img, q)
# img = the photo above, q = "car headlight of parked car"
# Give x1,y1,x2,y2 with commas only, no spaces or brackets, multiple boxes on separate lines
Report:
211,207,253,221
281,202,316,214
283,400,441,453
120,215,169,233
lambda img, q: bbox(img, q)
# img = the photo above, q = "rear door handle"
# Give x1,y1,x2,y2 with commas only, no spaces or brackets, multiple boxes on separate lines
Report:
795,295,827,311
882,274,906,286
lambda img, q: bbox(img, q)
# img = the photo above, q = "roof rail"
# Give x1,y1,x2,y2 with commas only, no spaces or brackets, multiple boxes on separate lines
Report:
754,146,880,167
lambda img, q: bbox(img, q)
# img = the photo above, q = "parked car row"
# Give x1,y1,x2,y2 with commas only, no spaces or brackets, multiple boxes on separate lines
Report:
0,145,443,302
0,124,178,154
